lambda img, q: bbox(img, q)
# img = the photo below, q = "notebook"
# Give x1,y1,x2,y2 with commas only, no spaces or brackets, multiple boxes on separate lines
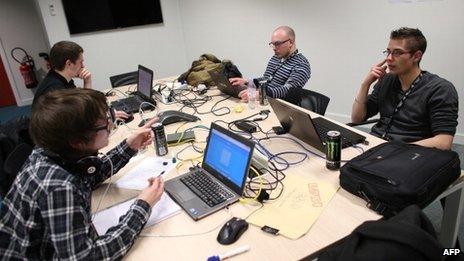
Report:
269,98,366,156
164,123,255,220
208,70,247,98
110,65,156,113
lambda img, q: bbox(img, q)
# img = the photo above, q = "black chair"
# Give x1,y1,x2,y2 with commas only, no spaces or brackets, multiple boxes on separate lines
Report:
346,118,379,127
109,71,138,88
285,88,330,116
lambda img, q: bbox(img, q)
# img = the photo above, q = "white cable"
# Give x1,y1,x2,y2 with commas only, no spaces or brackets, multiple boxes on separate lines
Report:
92,153,114,220
140,208,233,238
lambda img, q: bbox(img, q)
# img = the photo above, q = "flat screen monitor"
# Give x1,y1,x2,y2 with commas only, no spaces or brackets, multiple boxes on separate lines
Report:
62,0,163,34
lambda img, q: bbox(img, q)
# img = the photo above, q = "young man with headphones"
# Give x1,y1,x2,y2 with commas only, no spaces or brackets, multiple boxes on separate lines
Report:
0,89,162,259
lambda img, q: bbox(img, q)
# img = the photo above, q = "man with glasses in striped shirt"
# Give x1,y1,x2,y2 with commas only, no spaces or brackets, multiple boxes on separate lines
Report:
230,25,311,101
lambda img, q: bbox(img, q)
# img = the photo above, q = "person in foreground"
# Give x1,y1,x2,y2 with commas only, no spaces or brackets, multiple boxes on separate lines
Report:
351,27,458,150
229,25,311,101
0,88,162,259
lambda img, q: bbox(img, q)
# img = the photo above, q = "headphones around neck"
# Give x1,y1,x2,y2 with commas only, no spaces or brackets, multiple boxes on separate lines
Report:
43,150,103,176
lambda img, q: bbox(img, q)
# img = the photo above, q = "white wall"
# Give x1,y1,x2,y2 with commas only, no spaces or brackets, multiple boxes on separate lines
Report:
179,0,464,142
35,0,189,92
0,0,49,106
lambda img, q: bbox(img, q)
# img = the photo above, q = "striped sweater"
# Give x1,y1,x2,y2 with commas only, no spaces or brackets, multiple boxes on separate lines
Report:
255,50,311,98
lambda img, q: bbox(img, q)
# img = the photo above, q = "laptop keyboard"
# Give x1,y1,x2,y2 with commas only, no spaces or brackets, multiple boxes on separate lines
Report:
313,120,353,148
119,96,144,112
180,171,234,207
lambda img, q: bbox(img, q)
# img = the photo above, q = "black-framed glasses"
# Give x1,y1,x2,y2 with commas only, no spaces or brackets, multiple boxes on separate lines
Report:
269,39,290,48
382,49,412,58
92,108,116,133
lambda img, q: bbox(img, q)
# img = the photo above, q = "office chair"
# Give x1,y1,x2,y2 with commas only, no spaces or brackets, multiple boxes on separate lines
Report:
346,118,379,127
285,88,330,116
109,71,138,88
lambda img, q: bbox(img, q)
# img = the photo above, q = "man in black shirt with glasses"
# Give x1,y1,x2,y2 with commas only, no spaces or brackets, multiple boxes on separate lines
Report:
351,27,458,150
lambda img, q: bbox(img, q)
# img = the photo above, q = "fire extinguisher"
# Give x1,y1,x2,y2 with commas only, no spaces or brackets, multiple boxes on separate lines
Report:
11,47,38,89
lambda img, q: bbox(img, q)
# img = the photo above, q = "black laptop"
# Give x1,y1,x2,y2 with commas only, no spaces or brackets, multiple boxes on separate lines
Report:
269,98,366,156
110,65,156,113
165,123,255,220
208,70,247,98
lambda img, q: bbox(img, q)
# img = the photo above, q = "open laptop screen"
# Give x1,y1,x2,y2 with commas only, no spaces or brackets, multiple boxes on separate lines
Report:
137,65,153,99
204,128,251,187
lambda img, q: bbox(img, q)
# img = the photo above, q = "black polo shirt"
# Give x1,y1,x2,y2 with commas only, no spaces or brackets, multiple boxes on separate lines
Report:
33,70,76,104
365,71,458,142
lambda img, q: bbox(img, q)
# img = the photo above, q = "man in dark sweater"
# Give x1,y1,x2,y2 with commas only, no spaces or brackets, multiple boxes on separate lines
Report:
33,41,130,120
351,27,458,150
33,41,92,104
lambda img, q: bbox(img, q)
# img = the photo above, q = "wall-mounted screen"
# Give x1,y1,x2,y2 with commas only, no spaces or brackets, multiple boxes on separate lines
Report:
62,0,163,35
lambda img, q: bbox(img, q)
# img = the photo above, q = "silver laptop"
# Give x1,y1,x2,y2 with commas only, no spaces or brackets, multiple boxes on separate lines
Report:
110,65,155,113
269,98,366,156
165,123,255,220
208,70,247,98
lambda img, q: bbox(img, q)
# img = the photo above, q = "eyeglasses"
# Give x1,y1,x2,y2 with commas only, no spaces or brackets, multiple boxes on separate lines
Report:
268,39,290,48
382,49,412,58
92,108,115,133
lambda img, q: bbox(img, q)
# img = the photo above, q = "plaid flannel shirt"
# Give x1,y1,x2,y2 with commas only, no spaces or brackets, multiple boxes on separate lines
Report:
0,140,151,260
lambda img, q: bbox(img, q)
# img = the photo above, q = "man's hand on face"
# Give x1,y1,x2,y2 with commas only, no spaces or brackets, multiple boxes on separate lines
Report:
363,59,387,87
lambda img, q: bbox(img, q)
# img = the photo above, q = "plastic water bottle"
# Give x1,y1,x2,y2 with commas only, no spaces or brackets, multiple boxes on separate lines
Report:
247,85,256,110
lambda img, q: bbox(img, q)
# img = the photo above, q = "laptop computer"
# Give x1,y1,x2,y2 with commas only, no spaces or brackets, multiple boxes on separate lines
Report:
268,98,366,156
110,65,156,113
165,122,255,220
208,70,247,98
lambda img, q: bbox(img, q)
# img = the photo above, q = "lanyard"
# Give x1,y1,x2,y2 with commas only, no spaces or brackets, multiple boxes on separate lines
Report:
381,72,423,140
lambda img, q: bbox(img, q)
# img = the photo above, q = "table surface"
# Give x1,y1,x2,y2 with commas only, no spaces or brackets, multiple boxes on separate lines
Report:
95,82,388,260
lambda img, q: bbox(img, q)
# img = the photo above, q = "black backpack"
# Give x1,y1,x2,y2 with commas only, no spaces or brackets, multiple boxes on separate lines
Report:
340,142,461,217
0,116,34,197
313,205,444,261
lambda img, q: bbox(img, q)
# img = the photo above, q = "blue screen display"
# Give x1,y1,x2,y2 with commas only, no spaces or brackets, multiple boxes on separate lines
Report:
204,129,251,187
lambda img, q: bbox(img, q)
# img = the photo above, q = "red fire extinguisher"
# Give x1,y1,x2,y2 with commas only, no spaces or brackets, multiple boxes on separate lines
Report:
11,47,38,89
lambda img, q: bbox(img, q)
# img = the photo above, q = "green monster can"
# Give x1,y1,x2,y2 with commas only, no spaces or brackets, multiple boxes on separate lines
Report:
326,131,341,170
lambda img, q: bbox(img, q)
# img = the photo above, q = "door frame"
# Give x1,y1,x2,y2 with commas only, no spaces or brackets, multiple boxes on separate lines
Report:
0,38,20,106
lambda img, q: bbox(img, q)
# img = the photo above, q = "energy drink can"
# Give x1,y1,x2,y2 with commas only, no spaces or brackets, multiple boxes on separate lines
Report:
326,131,341,170
152,123,168,156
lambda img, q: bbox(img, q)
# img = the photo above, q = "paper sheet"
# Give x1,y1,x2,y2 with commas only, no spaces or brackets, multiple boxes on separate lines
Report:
93,193,181,235
247,174,339,239
115,156,175,190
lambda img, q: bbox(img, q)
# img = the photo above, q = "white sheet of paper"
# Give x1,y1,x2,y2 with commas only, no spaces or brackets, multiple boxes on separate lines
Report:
93,192,181,235
115,156,175,190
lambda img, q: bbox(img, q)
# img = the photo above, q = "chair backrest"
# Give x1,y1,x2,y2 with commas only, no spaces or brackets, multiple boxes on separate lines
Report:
109,71,138,88
287,88,330,116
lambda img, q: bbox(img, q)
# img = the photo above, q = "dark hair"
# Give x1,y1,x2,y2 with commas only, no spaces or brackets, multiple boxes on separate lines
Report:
30,88,108,159
390,27,427,54
49,41,84,71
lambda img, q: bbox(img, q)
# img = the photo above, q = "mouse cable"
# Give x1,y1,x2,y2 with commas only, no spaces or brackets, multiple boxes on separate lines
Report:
106,88,128,98
139,208,233,238
138,102,158,125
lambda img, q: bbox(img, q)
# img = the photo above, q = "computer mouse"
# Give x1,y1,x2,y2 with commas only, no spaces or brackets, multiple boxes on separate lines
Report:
217,217,249,245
